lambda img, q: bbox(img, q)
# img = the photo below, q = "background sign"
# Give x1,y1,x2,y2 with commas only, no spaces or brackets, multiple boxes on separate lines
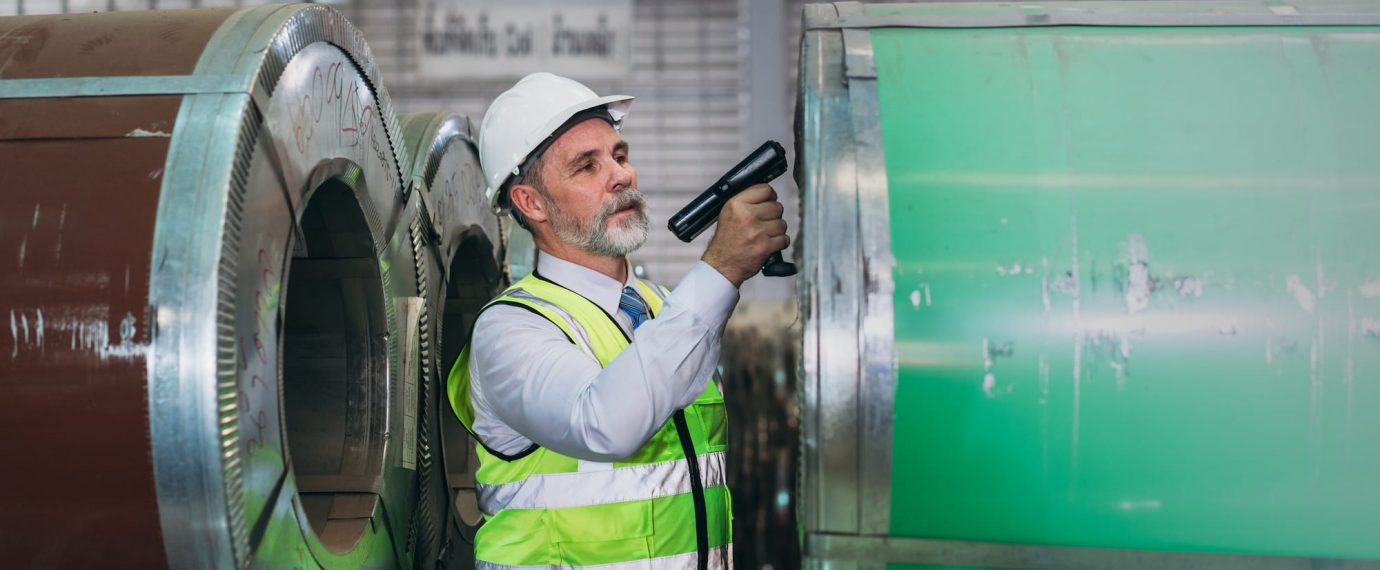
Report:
418,0,633,79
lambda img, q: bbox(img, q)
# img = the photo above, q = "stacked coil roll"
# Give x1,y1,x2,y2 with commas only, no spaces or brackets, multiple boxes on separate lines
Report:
395,111,511,569
0,5,503,568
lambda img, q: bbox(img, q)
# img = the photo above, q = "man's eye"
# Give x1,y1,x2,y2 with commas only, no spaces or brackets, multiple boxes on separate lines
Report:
578,162,594,172
615,155,628,164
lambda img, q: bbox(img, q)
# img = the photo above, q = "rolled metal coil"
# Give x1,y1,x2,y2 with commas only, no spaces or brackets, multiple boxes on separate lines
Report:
396,111,506,569
0,5,447,568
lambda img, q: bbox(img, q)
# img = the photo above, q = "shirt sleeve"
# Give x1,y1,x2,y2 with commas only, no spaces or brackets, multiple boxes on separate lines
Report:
468,261,739,462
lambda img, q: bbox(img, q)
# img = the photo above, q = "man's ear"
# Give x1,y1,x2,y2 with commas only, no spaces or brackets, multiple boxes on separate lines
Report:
508,184,548,224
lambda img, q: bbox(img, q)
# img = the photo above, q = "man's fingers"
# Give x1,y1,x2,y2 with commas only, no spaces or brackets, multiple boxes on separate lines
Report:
768,234,791,251
735,183,776,204
753,200,786,221
763,219,788,237
746,201,782,221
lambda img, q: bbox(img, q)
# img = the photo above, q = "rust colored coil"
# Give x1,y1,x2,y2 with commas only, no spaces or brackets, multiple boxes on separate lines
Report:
0,5,482,568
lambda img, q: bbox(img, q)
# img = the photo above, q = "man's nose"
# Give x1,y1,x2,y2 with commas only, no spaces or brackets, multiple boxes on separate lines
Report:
609,158,635,191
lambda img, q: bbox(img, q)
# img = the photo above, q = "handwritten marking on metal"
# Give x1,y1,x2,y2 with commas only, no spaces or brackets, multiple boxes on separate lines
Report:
237,247,279,460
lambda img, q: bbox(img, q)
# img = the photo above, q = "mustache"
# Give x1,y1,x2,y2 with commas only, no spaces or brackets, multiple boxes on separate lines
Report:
598,188,647,219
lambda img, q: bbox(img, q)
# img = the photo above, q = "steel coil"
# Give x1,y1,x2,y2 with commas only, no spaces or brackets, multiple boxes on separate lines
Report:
395,111,506,569
0,5,471,568
796,3,1380,568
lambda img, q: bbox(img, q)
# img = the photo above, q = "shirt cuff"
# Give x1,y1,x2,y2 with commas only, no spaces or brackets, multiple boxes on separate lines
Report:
670,260,740,327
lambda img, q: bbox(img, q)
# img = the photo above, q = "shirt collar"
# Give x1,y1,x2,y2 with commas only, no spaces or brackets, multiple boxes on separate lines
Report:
533,251,636,318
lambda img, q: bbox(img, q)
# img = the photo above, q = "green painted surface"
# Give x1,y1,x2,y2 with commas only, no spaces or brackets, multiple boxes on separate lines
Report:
887,565,991,570
873,24,1380,559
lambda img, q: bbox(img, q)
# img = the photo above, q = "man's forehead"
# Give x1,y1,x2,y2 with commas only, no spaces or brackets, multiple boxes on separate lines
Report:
547,118,625,158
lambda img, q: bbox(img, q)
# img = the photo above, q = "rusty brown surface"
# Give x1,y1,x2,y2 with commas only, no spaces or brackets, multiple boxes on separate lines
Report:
0,8,234,80
0,96,182,140
0,95,179,568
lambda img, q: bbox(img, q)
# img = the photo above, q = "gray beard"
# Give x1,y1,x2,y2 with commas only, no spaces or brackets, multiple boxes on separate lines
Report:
549,188,649,257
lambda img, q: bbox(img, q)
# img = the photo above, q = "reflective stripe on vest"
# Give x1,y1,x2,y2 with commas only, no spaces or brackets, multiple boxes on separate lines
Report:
476,544,734,570
448,272,732,568
477,451,726,516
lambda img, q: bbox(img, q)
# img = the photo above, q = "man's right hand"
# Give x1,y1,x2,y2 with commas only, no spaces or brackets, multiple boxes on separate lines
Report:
701,183,789,288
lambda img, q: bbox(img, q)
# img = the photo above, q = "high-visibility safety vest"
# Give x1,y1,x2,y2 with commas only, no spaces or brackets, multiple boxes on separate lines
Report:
447,272,733,569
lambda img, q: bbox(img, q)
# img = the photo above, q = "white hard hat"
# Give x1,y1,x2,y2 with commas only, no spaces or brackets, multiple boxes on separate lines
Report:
478,72,634,214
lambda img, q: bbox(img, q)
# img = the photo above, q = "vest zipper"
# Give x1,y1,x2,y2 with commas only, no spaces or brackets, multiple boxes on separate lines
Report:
672,410,709,570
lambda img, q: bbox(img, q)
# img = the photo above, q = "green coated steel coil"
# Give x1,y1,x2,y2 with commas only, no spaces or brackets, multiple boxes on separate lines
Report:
797,2,1380,569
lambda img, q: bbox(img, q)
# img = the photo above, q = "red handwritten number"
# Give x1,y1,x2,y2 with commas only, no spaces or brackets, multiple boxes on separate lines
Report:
242,247,278,459
285,62,381,152
253,333,266,364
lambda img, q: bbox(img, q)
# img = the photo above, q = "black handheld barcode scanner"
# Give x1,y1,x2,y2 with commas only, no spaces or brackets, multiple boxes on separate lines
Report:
667,140,797,277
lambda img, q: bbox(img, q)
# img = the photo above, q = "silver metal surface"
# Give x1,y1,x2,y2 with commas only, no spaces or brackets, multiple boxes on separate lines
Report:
836,0,872,84
841,26,895,539
146,4,420,568
798,2,863,537
406,187,448,566
245,4,410,195
807,0,1380,30
0,74,252,99
145,92,249,570
395,296,424,472
145,3,266,565
405,113,473,198
834,3,864,20
808,535,1380,569
414,115,499,280
377,183,426,569
799,5,898,552
840,29,876,81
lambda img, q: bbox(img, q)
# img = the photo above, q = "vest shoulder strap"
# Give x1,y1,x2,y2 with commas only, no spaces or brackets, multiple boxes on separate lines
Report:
633,278,670,316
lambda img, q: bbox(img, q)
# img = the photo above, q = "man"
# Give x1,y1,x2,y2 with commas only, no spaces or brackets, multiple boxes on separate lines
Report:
447,72,787,569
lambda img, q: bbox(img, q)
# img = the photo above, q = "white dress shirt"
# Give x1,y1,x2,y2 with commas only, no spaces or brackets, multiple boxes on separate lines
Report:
467,252,739,461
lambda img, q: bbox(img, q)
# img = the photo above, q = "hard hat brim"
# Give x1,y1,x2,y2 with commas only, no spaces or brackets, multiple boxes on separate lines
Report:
524,94,635,150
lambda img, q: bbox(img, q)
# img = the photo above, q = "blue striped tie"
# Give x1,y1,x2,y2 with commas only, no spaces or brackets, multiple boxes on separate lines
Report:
619,286,650,330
